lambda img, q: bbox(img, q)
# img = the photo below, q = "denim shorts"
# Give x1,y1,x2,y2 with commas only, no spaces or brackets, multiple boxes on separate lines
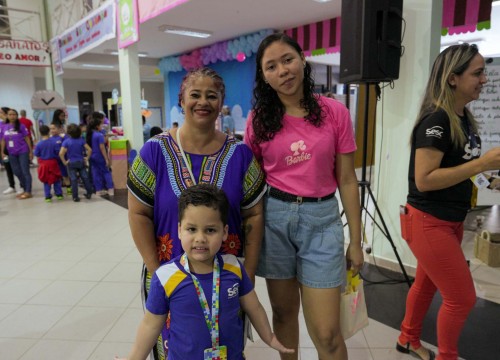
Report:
256,193,346,288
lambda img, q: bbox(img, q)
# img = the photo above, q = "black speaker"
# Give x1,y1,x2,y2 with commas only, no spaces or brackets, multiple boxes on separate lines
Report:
339,0,403,83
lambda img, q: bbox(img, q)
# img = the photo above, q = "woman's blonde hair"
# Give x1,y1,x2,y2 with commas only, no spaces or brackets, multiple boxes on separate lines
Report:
414,43,481,148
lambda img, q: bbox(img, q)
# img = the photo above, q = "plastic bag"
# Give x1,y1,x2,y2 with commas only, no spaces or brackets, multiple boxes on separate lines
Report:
340,270,369,339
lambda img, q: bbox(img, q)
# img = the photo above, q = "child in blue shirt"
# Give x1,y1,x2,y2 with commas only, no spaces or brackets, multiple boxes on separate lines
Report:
34,125,63,202
50,120,71,194
59,124,93,202
86,113,114,196
118,184,293,360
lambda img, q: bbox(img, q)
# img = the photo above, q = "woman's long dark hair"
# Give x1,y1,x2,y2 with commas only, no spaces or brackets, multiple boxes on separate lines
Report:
52,109,65,126
8,109,20,132
1,107,10,122
86,112,103,147
251,33,323,143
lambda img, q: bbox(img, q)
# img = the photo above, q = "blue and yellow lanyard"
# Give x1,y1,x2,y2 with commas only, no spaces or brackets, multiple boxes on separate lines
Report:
182,253,221,350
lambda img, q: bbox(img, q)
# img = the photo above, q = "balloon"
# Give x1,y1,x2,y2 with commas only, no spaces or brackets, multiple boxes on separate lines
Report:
236,51,246,62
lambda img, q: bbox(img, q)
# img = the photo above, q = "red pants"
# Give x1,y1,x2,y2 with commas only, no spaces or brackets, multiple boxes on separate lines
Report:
399,204,476,360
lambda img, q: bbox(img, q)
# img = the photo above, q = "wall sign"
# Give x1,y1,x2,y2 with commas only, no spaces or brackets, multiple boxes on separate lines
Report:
0,40,50,67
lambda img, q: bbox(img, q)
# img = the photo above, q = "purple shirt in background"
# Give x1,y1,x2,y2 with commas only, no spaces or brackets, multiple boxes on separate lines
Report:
49,134,68,153
34,138,59,160
90,131,105,161
0,123,29,155
62,137,88,163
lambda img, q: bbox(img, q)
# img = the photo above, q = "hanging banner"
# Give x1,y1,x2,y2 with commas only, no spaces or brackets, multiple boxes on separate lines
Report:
0,40,50,67
58,0,116,63
139,0,190,24
285,18,341,57
118,0,139,49
50,37,63,76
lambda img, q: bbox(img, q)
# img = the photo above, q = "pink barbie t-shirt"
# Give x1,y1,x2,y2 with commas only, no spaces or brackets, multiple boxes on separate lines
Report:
245,96,356,198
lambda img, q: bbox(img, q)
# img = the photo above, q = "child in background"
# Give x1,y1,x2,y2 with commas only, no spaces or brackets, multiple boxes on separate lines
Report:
50,120,71,194
34,125,63,202
149,126,163,138
59,124,93,202
118,184,293,360
86,113,114,196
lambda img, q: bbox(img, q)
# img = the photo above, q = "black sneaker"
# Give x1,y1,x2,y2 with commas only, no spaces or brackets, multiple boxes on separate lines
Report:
73,197,81,202
84,193,91,200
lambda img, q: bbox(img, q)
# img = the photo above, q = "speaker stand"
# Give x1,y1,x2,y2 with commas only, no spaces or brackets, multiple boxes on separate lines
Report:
356,83,412,288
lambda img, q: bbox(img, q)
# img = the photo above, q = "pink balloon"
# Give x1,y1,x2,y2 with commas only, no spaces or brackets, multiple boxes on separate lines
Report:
236,51,246,62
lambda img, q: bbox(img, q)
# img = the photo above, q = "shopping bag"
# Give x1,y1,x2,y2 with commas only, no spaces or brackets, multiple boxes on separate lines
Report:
340,270,369,339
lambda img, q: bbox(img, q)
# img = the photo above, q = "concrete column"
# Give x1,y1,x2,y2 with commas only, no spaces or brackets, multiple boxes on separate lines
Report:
118,43,143,150
368,0,443,271
42,0,64,96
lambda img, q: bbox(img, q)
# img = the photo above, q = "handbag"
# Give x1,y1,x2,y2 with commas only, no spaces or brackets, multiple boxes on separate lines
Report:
340,270,369,339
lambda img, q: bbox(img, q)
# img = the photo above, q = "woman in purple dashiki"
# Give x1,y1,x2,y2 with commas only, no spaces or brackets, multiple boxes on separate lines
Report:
127,67,266,359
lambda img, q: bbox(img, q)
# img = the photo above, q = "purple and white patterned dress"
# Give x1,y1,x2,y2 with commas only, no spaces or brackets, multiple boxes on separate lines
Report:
127,132,266,359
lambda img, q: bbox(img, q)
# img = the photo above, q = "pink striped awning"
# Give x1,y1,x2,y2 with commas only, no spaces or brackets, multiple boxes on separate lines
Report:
285,18,341,56
442,0,493,35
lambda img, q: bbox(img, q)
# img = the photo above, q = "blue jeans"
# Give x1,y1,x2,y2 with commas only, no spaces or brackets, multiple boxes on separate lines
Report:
68,160,92,198
9,152,31,193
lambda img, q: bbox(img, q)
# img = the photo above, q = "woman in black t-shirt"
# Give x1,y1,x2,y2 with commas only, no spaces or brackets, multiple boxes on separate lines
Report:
397,44,500,360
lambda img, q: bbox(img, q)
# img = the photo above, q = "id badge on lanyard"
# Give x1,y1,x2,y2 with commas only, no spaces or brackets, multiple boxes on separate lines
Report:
203,345,227,360
182,253,225,359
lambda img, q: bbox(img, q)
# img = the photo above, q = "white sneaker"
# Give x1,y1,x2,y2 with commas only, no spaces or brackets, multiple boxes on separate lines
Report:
107,188,114,196
3,187,15,195
16,189,24,195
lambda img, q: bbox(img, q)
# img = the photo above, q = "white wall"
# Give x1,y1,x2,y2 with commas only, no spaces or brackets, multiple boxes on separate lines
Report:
367,1,442,271
2,0,44,116
6,0,44,41
0,66,36,116
100,82,165,109
47,0,105,37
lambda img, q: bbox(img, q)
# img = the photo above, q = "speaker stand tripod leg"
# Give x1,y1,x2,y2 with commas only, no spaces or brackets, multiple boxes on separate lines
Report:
363,183,412,287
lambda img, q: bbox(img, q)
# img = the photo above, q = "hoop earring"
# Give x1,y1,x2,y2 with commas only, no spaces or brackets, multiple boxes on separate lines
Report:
181,108,185,114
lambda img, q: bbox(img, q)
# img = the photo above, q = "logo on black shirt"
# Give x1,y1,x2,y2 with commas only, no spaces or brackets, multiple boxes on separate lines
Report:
425,126,444,138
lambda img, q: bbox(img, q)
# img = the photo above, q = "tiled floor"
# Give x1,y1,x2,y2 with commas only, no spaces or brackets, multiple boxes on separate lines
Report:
0,168,499,359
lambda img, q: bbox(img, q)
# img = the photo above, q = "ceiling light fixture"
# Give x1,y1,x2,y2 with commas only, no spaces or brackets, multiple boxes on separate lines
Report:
313,0,333,3
107,50,148,57
441,38,484,46
81,63,115,69
158,25,212,38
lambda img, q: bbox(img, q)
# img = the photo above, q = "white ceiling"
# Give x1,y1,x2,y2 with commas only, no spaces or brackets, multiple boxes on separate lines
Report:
35,0,343,82
35,1,500,82
120,0,342,59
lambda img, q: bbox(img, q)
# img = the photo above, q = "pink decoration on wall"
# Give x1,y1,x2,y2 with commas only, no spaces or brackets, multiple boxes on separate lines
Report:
442,0,492,35
285,17,341,56
236,51,246,62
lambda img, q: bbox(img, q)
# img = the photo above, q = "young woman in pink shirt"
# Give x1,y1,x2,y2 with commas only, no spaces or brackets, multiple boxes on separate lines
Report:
245,33,364,360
